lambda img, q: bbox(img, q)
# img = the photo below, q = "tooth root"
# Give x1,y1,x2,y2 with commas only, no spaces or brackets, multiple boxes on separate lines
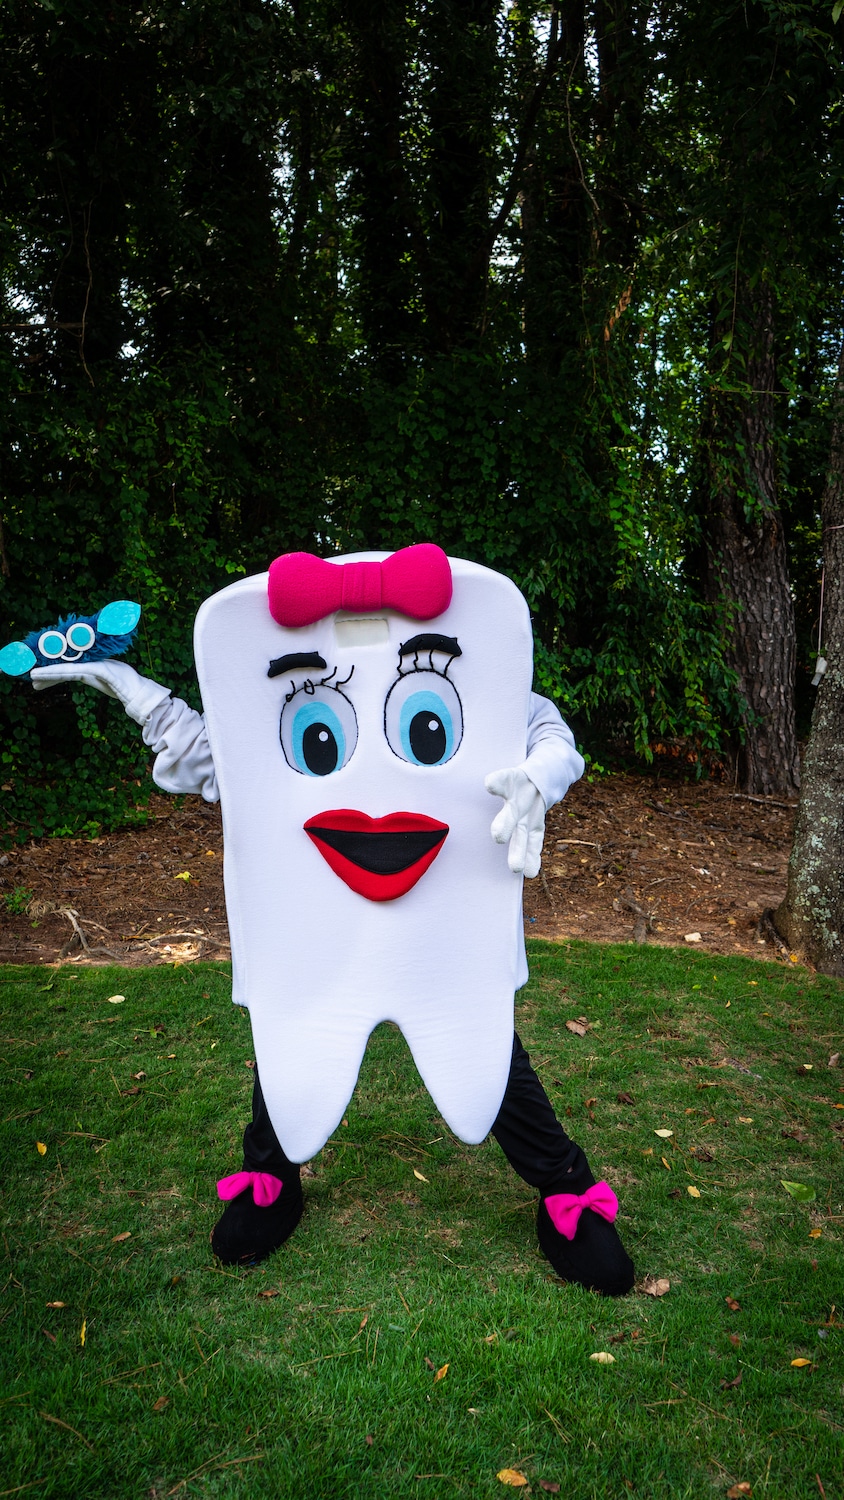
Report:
250,1006,372,1163
393,991,514,1144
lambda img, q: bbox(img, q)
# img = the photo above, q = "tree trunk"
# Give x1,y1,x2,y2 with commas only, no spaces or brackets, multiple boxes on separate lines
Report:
774,341,844,973
702,280,800,796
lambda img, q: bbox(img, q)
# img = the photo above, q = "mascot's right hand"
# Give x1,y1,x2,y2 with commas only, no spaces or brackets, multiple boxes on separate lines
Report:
31,660,171,727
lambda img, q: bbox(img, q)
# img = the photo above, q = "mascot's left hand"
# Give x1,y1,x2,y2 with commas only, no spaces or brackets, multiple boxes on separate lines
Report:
485,767,546,878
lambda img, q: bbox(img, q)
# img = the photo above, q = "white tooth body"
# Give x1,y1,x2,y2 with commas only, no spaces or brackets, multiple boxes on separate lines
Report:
194,556,532,1163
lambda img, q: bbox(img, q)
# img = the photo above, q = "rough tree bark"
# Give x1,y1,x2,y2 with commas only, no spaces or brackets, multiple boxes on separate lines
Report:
702,281,800,796
774,341,844,973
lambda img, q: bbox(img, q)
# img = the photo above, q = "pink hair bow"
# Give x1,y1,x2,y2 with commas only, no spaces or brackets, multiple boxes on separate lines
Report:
544,1181,619,1241
267,543,452,628
216,1171,283,1208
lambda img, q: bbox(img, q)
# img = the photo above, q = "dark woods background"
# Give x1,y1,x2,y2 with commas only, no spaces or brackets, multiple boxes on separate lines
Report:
1,0,842,838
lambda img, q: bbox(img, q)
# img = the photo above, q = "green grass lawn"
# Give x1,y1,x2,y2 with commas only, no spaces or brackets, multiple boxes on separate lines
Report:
1,941,842,1499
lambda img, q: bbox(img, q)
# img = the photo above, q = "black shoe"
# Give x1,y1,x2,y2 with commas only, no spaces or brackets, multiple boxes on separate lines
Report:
537,1197,635,1297
211,1176,304,1266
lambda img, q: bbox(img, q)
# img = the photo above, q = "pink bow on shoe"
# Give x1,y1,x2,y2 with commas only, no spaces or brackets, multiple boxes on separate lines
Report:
217,1171,283,1208
544,1181,619,1241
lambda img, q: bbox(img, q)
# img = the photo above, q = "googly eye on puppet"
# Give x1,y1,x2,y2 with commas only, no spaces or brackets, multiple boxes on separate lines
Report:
271,653,358,778
384,632,463,767
0,600,142,677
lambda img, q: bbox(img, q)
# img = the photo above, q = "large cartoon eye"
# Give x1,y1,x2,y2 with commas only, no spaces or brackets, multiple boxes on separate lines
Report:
38,630,67,660
384,671,463,767
66,622,95,652
280,683,358,777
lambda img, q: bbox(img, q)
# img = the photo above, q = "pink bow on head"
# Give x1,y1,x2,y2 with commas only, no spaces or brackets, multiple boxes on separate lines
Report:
544,1181,619,1241
217,1171,283,1208
267,543,452,628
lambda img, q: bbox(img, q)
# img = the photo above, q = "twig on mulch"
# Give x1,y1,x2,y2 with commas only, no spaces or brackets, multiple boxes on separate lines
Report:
613,886,656,944
539,864,557,912
54,906,122,961
758,907,792,961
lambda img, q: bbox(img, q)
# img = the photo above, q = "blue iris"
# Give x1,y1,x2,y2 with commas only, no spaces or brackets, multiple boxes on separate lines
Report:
399,689,453,766
291,698,346,776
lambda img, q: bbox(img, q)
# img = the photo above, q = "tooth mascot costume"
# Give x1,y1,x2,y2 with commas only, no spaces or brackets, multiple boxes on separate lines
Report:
25,546,634,1295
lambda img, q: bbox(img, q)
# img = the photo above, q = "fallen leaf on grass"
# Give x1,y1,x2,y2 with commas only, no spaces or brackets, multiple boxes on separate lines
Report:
152,1396,169,1411
565,1019,589,1037
497,1470,528,1487
80,1320,86,1347
616,1092,635,1106
829,1052,840,1068
809,1228,822,1239
725,1297,741,1312
257,1288,280,1299
482,1332,498,1344
112,1232,131,1243
725,1485,752,1498
434,1363,449,1382
640,1276,670,1297
690,1147,714,1162
782,1128,809,1143
781,1180,816,1203
654,1129,673,1139
107,994,125,1005
790,1358,812,1368
720,1370,742,1390
795,1064,813,1076
668,1188,682,1198
661,1156,672,1170
728,1333,741,1348
687,1186,701,1198
539,1483,561,1494
131,1071,146,1082
41,1327,56,1342
589,1351,616,1364
36,1141,47,1155
413,1169,429,1182
737,1116,753,1124
365,1434,373,1446
46,1301,66,1308
424,1356,436,1370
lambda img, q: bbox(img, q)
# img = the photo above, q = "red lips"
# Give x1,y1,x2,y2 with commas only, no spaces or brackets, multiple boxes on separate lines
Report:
304,809,449,901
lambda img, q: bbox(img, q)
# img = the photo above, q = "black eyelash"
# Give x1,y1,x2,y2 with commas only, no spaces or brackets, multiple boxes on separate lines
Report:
284,663,354,703
397,634,461,678
397,650,457,679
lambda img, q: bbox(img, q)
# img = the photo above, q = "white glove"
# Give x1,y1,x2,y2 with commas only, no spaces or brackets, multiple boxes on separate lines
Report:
485,766,546,878
31,660,171,727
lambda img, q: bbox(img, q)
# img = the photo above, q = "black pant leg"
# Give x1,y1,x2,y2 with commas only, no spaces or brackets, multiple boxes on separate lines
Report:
242,1070,300,1179
491,1033,594,1196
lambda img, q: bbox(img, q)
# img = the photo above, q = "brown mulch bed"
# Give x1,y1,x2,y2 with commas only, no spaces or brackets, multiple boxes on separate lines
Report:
0,775,797,967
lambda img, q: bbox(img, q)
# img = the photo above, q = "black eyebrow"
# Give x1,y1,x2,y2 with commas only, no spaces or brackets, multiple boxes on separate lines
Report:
267,651,327,679
398,634,461,658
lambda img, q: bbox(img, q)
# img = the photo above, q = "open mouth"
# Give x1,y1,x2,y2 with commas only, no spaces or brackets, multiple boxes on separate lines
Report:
304,809,449,902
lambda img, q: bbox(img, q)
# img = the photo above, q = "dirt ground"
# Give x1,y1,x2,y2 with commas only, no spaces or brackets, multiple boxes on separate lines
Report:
0,772,799,968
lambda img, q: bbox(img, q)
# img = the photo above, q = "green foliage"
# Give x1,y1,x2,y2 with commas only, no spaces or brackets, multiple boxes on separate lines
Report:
3,885,32,914
1,0,842,831
1,943,842,1496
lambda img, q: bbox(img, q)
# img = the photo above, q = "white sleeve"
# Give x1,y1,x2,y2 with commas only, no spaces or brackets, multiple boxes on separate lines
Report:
142,695,219,803
521,692,585,810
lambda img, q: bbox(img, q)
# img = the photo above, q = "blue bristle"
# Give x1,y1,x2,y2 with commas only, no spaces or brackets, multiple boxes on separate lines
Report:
23,611,138,668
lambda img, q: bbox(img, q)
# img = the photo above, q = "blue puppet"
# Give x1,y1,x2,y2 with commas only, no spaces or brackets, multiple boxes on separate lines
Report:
0,600,142,678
